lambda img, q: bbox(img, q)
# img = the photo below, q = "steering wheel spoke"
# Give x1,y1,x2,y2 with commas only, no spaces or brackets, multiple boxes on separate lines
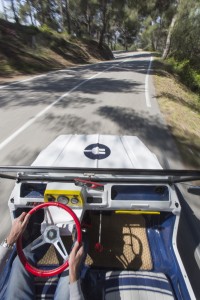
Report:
53,238,69,260
31,235,46,251
44,207,55,225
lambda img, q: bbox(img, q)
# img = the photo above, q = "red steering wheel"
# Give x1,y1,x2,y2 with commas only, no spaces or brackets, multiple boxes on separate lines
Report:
16,202,82,277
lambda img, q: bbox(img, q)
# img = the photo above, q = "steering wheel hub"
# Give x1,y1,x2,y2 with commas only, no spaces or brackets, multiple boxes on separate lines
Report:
46,227,57,241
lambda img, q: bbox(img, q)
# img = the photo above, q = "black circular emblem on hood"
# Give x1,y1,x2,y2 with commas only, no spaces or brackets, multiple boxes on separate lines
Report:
84,143,111,160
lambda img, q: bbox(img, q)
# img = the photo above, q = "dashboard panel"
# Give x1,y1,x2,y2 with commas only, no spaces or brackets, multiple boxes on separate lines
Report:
9,181,179,218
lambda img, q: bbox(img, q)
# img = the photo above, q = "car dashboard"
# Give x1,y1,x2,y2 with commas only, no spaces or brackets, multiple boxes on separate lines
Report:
9,180,180,225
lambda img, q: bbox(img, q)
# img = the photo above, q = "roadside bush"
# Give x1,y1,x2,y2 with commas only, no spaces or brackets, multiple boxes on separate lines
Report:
166,57,200,94
129,44,137,51
40,24,54,36
114,43,124,51
23,24,39,35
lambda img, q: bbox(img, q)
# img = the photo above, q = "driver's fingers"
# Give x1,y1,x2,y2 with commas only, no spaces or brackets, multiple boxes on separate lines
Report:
71,241,79,255
18,212,27,220
18,212,31,227
71,241,83,255
76,245,84,258
23,213,31,225
73,242,84,258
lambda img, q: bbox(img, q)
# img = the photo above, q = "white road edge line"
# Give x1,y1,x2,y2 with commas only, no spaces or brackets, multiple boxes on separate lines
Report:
0,65,114,151
145,56,153,108
0,74,48,90
0,60,115,90
0,55,130,90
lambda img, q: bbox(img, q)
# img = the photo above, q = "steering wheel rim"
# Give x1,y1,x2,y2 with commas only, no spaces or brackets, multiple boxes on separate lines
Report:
16,202,82,277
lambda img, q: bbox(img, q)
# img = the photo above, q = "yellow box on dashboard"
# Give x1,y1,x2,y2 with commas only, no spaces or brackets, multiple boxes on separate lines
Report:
44,182,84,207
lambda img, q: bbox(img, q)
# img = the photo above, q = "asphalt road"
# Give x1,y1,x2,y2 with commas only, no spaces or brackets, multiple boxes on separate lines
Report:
0,50,191,240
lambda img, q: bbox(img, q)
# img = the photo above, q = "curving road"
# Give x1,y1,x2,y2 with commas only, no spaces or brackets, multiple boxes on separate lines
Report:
0,51,183,239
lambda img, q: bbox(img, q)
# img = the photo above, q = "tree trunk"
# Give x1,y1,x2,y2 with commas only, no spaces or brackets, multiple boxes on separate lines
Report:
10,0,19,23
27,0,34,25
88,15,92,36
162,14,177,59
125,41,128,51
99,0,108,48
65,0,71,34
99,23,106,48
59,0,64,31
38,0,45,25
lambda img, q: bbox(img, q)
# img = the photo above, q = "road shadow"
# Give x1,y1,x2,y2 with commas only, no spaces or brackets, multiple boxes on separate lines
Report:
96,106,182,168
172,128,200,168
0,52,155,93
0,75,142,108
114,52,152,61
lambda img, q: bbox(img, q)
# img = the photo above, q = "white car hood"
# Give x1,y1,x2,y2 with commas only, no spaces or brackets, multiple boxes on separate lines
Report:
32,134,162,169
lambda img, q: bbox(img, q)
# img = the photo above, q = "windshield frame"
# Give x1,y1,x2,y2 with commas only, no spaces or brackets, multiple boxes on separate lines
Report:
0,166,200,184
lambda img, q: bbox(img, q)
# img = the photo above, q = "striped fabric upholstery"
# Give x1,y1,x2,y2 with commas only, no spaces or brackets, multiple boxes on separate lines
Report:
105,271,175,300
34,274,59,299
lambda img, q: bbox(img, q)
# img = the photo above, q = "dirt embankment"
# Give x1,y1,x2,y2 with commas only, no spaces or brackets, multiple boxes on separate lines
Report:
153,59,200,169
0,19,113,83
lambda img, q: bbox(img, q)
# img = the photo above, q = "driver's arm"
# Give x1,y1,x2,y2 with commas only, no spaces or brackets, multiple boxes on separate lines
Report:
70,280,84,300
0,243,13,273
0,212,30,274
69,241,85,300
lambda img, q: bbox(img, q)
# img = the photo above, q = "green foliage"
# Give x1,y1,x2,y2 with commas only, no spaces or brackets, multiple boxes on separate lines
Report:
166,57,200,94
0,12,5,20
163,0,200,94
140,19,167,52
128,44,137,51
40,24,54,35
23,24,39,35
18,0,32,25
139,0,178,53
4,0,179,52
171,0,200,61
114,43,124,50
114,3,140,50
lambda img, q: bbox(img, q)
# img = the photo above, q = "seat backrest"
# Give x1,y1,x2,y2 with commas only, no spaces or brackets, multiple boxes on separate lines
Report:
34,271,59,299
105,270,175,300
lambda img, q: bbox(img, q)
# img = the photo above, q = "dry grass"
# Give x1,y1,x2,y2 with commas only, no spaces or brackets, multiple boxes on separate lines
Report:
153,59,200,169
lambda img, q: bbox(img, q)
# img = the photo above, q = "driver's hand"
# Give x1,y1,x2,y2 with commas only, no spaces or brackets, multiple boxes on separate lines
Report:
69,241,84,283
6,212,30,246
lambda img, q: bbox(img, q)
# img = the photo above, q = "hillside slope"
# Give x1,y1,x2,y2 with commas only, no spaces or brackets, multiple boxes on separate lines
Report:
0,19,113,79
153,59,200,169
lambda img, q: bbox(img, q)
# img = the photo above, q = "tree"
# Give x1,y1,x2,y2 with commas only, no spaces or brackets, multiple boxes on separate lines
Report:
1,0,8,20
79,0,98,36
118,7,139,50
19,0,35,25
10,0,19,23
162,0,179,59
138,0,179,53
98,0,111,48
170,0,200,61
64,0,71,34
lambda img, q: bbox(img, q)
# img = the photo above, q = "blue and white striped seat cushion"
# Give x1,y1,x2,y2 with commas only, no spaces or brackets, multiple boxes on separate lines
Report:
34,275,59,299
105,271,175,300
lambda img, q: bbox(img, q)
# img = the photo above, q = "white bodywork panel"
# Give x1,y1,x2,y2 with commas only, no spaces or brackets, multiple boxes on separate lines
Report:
32,135,162,169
